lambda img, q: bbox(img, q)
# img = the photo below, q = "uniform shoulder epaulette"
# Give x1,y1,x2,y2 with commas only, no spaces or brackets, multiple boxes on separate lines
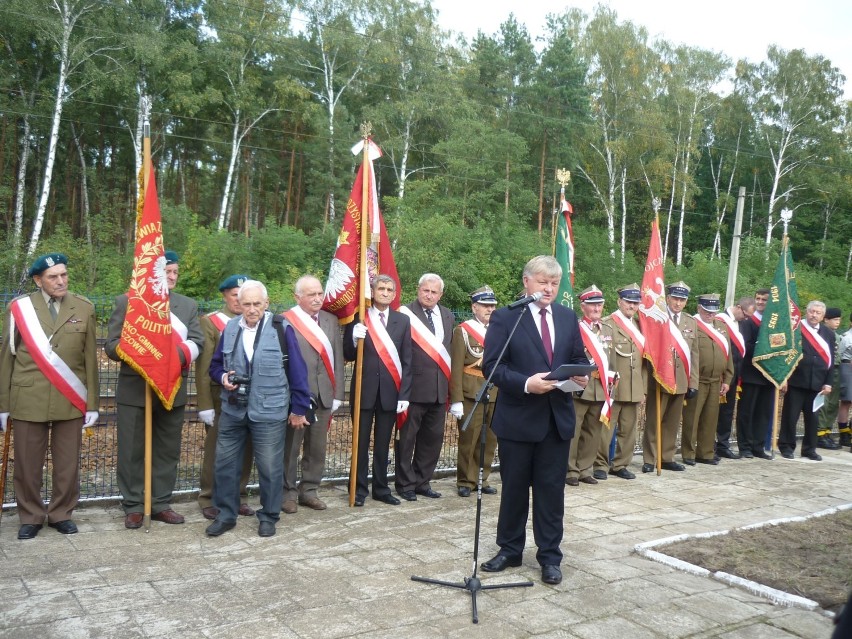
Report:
69,292,94,307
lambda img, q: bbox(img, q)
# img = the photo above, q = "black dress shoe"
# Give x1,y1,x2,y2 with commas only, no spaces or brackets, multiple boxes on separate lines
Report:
740,450,753,459
481,486,498,495
353,496,365,507
592,469,608,481
398,490,417,502
17,524,42,540
661,461,686,471
480,554,522,572
641,463,654,473
205,520,236,537
695,457,719,465
780,451,794,459
415,487,441,498
373,493,401,505
48,520,78,534
609,467,636,479
716,449,741,459
541,564,562,585
817,436,840,450
752,450,772,460
258,521,276,537
682,458,696,466
805,452,823,461
457,487,471,497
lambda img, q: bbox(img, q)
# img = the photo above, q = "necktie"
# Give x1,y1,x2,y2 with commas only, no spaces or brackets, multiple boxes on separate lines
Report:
312,314,319,325
48,298,58,321
673,313,680,325
379,311,386,327
540,308,553,364
424,308,436,334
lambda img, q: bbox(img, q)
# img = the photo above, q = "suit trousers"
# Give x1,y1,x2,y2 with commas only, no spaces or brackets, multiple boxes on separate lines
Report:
198,392,253,509
779,386,819,457
681,380,722,460
643,383,684,465
567,398,603,479
455,398,497,489
715,381,738,453
606,402,639,472
352,407,396,499
394,401,445,494
736,382,774,455
495,419,569,566
284,406,332,501
117,402,184,514
13,418,83,524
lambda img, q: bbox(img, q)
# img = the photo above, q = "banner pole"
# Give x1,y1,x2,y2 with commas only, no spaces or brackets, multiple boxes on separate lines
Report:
142,123,153,530
655,383,662,475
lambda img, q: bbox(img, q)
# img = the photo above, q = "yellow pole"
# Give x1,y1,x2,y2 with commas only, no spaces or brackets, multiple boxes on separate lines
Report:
655,383,662,475
142,126,153,530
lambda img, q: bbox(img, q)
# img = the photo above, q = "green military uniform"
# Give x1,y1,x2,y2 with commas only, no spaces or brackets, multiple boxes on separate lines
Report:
681,295,734,463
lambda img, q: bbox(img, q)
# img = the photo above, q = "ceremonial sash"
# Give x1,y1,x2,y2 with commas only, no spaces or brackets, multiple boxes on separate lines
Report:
801,322,831,368
171,311,200,368
364,309,402,390
8,297,87,413
751,312,762,327
460,319,486,347
283,307,336,389
670,317,692,383
207,311,229,333
694,315,730,358
610,310,644,355
715,311,744,357
399,306,451,379
579,321,614,424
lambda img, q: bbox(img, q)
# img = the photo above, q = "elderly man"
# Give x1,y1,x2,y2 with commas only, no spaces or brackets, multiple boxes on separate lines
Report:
715,297,752,459
600,284,646,479
816,307,843,449
449,286,499,497
642,281,698,473
395,273,455,501
481,256,589,586
0,253,99,539
196,274,256,520
779,301,835,461
106,250,203,528
206,280,311,537
737,288,774,458
680,294,734,466
281,275,345,513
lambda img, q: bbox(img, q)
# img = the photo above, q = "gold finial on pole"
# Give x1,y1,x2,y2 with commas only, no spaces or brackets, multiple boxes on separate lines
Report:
556,168,571,188
360,121,372,139
652,197,661,215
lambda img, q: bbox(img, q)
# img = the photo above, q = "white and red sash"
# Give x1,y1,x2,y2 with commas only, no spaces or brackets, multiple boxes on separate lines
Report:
610,310,645,355
670,317,692,383
207,311,230,333
579,321,614,423
364,308,402,390
694,315,730,358
751,311,762,327
715,311,744,357
399,306,451,379
460,319,486,347
283,307,336,388
171,311,200,369
801,322,832,368
8,297,88,413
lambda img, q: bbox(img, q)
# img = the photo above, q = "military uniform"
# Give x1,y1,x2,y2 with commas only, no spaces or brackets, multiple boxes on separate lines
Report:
681,295,734,464
816,307,843,448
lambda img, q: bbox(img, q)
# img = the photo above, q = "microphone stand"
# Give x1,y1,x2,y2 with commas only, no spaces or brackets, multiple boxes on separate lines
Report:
411,305,534,624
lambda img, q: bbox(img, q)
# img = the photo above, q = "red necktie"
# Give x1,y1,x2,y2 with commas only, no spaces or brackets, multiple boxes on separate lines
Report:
540,308,553,364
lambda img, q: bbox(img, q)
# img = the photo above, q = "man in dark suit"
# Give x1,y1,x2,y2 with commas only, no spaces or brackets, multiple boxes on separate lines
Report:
481,255,588,585
779,300,835,460
715,297,752,459
105,250,204,528
736,289,774,458
0,253,99,539
282,275,345,513
343,275,412,507
394,273,455,501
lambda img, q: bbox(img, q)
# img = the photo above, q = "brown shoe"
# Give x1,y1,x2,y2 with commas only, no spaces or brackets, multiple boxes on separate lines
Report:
201,507,219,521
298,496,327,511
151,509,185,525
282,500,298,514
125,512,143,529
565,477,579,486
238,503,255,517
579,476,598,485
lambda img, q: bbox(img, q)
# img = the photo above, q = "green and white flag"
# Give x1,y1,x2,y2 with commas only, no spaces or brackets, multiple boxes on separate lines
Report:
554,189,574,309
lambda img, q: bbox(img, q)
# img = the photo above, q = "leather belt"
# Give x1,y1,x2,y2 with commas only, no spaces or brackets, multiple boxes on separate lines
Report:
463,364,484,378
842,360,851,364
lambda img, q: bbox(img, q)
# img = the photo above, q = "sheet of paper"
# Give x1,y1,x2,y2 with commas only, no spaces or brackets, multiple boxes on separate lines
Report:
813,393,825,412
555,378,585,393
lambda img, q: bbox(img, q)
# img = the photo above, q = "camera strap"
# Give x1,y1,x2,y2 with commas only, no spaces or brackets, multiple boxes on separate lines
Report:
230,315,266,377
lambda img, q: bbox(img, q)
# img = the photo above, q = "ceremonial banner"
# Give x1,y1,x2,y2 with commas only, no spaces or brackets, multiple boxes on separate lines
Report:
753,237,802,387
554,188,575,308
115,170,182,409
323,139,400,324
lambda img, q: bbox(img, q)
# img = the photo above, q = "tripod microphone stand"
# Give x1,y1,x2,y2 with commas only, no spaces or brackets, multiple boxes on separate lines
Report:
411,306,533,624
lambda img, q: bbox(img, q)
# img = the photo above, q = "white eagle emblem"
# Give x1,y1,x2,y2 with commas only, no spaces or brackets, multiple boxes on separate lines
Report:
324,258,355,300
149,256,169,298
639,276,669,323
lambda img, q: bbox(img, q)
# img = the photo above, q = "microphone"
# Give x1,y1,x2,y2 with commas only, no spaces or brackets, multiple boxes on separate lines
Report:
507,291,543,310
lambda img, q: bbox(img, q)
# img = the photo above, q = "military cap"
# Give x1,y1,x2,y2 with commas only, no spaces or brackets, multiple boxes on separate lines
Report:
666,281,690,299
579,284,605,304
164,250,180,265
470,285,497,305
219,274,250,292
825,307,842,320
617,283,642,303
28,253,68,277
697,293,721,312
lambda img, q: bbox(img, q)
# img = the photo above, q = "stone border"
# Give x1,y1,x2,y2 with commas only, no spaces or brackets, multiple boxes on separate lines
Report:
634,503,852,615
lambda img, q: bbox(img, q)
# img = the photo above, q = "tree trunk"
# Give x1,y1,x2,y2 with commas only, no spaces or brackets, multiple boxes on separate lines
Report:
218,108,241,230
537,133,547,235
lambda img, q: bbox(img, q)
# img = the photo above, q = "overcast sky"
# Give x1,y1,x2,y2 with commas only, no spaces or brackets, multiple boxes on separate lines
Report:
429,0,851,97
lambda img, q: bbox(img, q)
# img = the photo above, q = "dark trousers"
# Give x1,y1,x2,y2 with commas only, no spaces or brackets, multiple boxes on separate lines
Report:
394,401,445,494
779,386,819,456
352,407,396,499
715,380,738,453
736,382,774,454
495,419,570,566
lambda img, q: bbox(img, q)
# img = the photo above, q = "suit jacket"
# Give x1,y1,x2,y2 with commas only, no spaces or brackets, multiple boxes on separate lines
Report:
789,323,835,391
739,317,770,386
406,303,454,404
105,292,203,408
483,303,587,442
343,310,412,412
290,308,345,409
0,291,98,421
195,309,236,412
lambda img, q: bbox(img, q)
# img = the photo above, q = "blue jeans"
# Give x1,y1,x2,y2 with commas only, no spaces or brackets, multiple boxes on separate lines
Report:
213,413,285,524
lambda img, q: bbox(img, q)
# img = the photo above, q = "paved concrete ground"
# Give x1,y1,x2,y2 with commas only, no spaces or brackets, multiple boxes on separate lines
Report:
2,448,850,638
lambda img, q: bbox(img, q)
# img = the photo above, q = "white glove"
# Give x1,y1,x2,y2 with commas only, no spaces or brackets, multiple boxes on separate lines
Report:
83,411,99,428
198,409,215,426
396,400,409,414
352,322,367,345
449,402,464,419
0,413,8,433
331,399,343,412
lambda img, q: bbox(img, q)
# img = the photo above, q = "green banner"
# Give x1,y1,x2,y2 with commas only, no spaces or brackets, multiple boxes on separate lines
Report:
753,237,802,387
554,204,574,309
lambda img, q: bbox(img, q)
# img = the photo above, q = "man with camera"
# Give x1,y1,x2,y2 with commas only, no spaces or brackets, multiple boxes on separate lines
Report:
206,280,311,537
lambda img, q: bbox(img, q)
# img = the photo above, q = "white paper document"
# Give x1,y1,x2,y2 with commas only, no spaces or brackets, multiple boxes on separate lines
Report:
813,393,825,412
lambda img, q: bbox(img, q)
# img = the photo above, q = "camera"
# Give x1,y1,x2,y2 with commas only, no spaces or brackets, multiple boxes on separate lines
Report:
227,373,251,408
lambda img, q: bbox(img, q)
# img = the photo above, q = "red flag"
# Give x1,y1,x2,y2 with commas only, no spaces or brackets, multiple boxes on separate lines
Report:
323,139,400,323
115,170,182,409
637,218,678,393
